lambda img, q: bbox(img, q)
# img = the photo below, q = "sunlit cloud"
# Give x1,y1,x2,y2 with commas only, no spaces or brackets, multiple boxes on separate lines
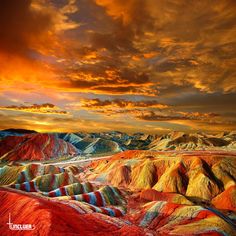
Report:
74,98,168,109
0,103,68,115
134,110,220,122
0,0,235,133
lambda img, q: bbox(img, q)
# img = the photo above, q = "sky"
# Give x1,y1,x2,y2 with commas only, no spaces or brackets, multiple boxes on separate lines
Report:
0,0,235,134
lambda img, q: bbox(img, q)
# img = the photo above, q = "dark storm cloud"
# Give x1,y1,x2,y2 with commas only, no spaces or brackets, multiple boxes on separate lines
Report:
0,0,52,56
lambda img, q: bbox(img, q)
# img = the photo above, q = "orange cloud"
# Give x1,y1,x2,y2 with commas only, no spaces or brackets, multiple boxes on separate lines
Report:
0,112,142,133
77,98,168,109
62,69,158,96
0,103,68,115
0,53,62,93
134,110,220,122
95,0,236,94
0,0,79,94
0,0,235,133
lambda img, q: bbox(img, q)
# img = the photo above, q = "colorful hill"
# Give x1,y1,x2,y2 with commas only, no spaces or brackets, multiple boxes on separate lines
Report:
0,148,236,235
130,200,235,235
0,188,144,236
87,150,236,203
0,162,143,235
58,131,236,153
53,131,235,157
0,133,77,162
147,131,235,151
58,133,123,156
0,132,236,235
1,130,236,158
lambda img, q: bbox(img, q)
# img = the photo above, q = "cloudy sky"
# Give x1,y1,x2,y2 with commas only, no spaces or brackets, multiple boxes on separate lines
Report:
0,0,235,133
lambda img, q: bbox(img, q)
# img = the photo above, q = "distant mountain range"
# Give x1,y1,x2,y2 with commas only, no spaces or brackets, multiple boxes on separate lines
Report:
55,130,236,153
0,129,235,162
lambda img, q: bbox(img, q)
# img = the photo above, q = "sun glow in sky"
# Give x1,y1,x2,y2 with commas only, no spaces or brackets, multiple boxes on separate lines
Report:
0,0,235,133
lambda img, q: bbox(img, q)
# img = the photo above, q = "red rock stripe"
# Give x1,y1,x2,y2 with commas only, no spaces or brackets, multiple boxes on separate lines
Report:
83,193,90,204
48,191,57,197
94,191,104,206
20,183,27,191
29,181,36,192
60,187,67,196
62,172,69,186
113,208,123,217
101,208,109,215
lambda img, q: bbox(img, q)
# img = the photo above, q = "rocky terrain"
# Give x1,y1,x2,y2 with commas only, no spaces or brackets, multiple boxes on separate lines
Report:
0,133,77,162
0,149,235,235
0,130,235,162
0,130,235,235
87,150,236,207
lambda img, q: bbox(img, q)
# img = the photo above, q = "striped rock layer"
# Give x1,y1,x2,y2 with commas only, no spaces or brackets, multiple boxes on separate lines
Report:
0,150,236,235
0,133,77,161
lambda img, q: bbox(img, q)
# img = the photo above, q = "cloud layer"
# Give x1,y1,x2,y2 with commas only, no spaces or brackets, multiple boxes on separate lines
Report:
0,103,68,115
0,0,235,133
